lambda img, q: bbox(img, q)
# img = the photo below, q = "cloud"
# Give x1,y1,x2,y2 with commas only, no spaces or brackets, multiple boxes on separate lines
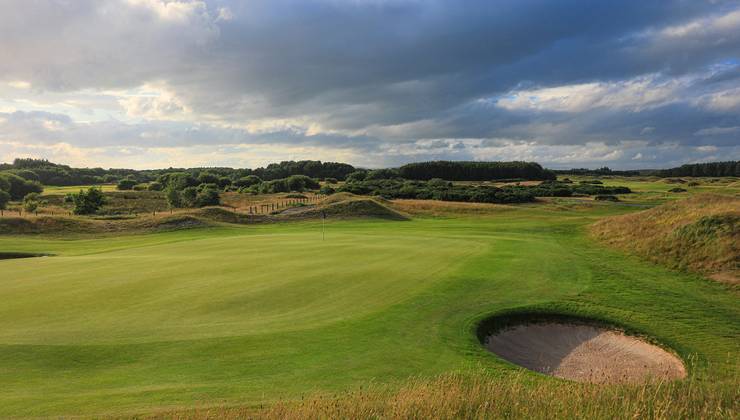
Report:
0,0,738,168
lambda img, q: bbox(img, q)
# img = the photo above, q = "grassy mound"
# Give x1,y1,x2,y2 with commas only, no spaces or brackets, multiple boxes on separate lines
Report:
591,194,739,284
0,216,97,234
282,194,408,220
0,214,213,235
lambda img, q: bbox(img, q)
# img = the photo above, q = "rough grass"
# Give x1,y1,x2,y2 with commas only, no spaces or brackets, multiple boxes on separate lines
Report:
148,372,738,420
590,194,739,284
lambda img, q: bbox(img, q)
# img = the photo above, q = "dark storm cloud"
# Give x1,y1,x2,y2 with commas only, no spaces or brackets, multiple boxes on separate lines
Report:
0,0,738,168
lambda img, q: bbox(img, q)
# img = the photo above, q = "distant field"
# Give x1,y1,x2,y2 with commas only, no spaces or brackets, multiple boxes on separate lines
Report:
0,178,738,417
40,184,118,194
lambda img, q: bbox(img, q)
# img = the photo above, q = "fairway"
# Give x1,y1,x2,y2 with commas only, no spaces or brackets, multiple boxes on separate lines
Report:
1,204,738,417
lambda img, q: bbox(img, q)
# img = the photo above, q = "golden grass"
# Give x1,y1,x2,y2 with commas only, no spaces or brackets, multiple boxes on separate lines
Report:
591,194,739,284
140,372,738,420
389,199,514,217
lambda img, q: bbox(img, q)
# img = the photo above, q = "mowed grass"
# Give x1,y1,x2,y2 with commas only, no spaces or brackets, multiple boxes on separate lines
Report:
0,190,738,416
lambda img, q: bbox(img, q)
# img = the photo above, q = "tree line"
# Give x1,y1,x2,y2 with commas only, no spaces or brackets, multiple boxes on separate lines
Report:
0,158,357,187
654,161,739,178
397,161,556,181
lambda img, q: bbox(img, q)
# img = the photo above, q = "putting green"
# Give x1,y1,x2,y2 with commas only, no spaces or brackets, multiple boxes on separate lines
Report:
0,207,737,417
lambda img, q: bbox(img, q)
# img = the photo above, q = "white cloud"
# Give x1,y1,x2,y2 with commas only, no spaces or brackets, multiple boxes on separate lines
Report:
496,75,683,113
697,87,740,111
118,83,190,120
7,81,31,89
694,126,740,136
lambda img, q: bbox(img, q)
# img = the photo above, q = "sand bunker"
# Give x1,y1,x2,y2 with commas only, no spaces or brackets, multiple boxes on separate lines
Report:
486,322,686,384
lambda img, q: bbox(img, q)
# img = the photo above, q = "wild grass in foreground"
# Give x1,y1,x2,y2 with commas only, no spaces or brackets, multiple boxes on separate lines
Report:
144,372,738,420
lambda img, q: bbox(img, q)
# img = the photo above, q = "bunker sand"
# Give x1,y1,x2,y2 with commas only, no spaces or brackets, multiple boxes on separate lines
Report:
486,323,686,383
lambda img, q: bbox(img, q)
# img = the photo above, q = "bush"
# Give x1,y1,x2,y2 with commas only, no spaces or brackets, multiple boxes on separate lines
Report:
70,187,106,215
117,178,138,190
195,187,220,207
148,181,164,191
234,175,262,188
687,181,700,187
158,172,199,191
217,177,232,189
669,187,687,193
285,193,308,199
0,190,10,210
319,185,336,195
165,186,182,208
286,175,320,191
197,172,220,185
22,193,42,212
594,194,619,202
180,187,198,207
346,171,368,182
132,183,148,191
325,178,338,184
0,173,43,199
428,178,451,188
366,169,400,180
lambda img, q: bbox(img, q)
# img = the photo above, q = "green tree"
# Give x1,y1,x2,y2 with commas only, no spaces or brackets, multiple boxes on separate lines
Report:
180,187,198,207
71,188,106,215
195,187,220,207
165,186,182,208
0,190,10,210
117,178,138,190
22,193,41,213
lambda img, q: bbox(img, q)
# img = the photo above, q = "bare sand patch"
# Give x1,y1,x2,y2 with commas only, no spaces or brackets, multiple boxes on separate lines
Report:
486,323,686,384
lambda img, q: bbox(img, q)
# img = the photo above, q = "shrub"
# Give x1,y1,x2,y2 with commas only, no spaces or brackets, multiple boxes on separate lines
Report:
669,187,687,193
165,186,182,208
217,177,232,189
197,172,220,185
195,187,220,207
365,169,400,180
0,173,43,199
0,190,10,210
180,187,198,207
117,178,138,190
148,181,164,191
234,175,262,188
0,175,9,193
286,175,320,191
22,193,42,212
158,172,198,191
325,178,338,184
594,194,619,202
285,193,308,199
687,181,700,187
70,187,106,215
319,185,336,195
197,183,219,192
428,178,451,188
346,171,368,182
132,183,148,191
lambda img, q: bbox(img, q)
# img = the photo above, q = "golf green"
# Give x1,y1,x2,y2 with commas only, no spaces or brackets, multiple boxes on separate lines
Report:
0,206,737,416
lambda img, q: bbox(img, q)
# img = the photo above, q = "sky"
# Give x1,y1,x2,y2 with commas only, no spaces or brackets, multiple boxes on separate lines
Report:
0,0,739,170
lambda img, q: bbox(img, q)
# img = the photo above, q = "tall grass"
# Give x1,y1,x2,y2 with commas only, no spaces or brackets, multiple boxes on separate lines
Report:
145,371,738,420
591,193,739,283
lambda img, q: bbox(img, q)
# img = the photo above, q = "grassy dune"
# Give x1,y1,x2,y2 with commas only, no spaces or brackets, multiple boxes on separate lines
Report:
591,194,739,284
0,182,738,417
